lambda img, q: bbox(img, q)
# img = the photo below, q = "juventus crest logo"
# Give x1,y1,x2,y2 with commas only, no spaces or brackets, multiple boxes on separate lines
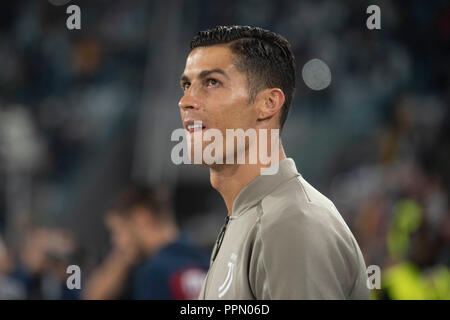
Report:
218,253,237,298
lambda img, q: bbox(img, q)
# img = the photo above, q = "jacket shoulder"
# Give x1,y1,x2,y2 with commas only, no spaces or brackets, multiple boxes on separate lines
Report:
260,175,344,230
254,176,369,299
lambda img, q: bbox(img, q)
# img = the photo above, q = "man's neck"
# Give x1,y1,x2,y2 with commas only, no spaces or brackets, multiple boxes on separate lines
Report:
210,142,286,215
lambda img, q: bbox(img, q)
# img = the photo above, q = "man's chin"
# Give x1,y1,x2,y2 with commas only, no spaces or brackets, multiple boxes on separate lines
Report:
188,159,224,169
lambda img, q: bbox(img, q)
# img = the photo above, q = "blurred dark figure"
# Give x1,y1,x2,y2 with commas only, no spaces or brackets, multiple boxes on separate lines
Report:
0,228,81,300
374,198,450,300
83,185,209,300
0,234,26,299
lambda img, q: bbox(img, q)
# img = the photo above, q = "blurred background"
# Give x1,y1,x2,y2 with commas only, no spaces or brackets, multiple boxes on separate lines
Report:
0,0,449,299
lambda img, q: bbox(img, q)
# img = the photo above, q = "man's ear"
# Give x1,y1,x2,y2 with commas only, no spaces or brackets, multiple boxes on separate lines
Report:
256,88,285,121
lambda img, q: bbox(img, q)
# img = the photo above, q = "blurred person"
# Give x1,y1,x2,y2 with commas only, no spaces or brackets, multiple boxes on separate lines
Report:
178,26,369,299
373,198,450,300
0,234,27,299
6,228,80,300
83,185,209,300
0,234,23,299
82,211,137,299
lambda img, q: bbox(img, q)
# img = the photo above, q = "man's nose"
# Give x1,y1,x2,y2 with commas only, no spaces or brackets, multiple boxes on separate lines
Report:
178,89,200,111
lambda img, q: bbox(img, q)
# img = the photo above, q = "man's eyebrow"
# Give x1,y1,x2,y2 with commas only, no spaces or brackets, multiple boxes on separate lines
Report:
180,69,229,83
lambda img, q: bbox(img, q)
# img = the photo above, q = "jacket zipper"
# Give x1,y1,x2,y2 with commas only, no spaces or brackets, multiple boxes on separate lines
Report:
202,215,230,299
212,215,230,262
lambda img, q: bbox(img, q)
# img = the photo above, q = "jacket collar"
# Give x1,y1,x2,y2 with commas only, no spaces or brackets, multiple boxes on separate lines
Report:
231,158,301,217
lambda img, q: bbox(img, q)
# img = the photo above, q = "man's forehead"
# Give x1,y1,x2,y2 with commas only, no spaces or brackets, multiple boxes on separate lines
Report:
184,45,236,75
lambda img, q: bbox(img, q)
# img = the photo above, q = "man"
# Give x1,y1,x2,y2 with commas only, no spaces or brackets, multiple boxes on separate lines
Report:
83,186,209,299
178,25,370,299
3,228,80,299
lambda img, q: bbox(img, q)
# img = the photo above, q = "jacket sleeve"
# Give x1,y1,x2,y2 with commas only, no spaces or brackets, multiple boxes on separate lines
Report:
248,205,368,299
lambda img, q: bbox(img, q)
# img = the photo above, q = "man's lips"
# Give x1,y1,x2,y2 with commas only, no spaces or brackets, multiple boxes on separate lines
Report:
184,120,206,133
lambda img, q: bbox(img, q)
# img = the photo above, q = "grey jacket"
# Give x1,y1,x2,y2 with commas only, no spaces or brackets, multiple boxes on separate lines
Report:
199,158,370,300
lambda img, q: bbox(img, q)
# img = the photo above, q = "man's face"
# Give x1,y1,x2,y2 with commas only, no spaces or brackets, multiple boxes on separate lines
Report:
179,45,258,165
105,213,138,254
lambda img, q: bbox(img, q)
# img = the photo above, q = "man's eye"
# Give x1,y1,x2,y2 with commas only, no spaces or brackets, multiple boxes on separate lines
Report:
182,82,190,91
206,78,220,87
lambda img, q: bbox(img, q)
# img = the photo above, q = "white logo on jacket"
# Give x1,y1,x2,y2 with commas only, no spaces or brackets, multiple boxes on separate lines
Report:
218,253,237,298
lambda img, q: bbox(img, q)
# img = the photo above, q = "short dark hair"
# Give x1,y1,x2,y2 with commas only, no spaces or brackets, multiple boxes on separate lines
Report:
110,185,175,225
190,25,296,129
